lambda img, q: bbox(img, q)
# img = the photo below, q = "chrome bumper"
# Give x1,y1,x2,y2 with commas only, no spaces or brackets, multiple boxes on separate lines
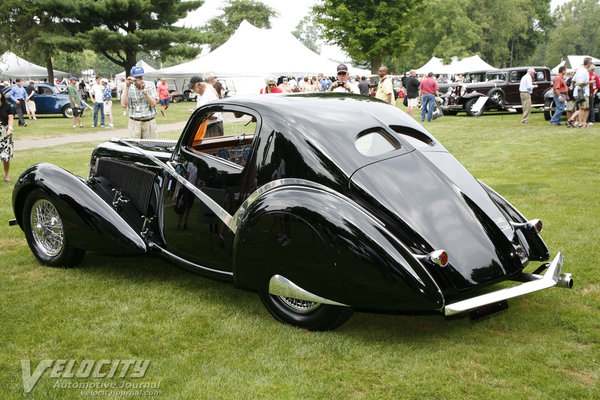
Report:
444,252,571,316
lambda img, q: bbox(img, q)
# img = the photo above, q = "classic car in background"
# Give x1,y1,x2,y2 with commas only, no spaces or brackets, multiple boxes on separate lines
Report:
2,82,75,118
441,67,552,116
10,94,572,330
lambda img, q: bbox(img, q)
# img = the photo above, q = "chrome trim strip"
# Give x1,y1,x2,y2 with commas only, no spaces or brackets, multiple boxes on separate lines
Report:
148,242,233,278
444,252,566,316
113,138,236,232
268,275,349,307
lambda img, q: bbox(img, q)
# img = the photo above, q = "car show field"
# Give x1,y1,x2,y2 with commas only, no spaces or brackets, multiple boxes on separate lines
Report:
0,103,597,399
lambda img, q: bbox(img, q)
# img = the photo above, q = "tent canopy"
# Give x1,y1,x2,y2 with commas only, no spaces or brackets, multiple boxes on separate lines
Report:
148,20,369,94
566,55,600,70
0,51,68,80
415,55,496,75
116,60,156,79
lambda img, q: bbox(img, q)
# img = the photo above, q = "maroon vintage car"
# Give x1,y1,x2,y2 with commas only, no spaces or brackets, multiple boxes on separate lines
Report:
441,67,552,116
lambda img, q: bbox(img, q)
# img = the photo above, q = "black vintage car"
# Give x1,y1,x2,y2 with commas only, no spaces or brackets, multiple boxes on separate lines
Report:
441,67,552,116
10,94,572,331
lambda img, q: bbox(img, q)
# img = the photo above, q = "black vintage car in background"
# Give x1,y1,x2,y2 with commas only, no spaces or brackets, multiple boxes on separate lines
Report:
10,94,572,330
441,67,552,116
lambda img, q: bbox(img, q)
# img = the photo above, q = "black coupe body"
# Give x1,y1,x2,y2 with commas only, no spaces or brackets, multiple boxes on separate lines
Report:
11,94,572,330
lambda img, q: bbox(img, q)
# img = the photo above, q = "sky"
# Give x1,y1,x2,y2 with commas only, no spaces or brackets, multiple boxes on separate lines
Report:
177,0,348,61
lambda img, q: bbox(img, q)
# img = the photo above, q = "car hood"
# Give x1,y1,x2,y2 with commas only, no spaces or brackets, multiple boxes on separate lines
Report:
349,149,524,291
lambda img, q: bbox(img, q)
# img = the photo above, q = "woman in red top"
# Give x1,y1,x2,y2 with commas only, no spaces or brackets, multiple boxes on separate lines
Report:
157,78,171,116
260,77,282,94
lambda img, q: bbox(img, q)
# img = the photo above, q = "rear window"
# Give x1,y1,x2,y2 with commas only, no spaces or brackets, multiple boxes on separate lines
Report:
355,129,400,157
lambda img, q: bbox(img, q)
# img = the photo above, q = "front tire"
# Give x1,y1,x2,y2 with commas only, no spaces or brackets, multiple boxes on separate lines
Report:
259,290,353,331
22,189,85,267
465,98,485,117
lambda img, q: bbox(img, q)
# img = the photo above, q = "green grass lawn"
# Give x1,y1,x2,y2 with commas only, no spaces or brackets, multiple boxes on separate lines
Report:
0,108,598,399
11,100,194,139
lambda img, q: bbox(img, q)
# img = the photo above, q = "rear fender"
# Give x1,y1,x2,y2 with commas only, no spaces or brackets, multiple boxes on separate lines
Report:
13,163,146,255
479,180,549,261
233,185,444,312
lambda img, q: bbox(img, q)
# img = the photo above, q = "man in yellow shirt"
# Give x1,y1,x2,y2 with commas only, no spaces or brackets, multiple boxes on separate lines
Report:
376,66,395,104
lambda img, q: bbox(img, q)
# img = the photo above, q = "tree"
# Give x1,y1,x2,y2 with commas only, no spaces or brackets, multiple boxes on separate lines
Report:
385,0,481,72
36,0,205,75
0,0,69,82
312,0,425,74
467,0,554,67
202,0,278,50
384,0,555,73
292,16,321,54
541,0,600,67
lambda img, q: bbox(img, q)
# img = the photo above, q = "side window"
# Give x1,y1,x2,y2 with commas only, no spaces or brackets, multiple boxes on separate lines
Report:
536,71,545,81
43,87,53,95
187,110,258,167
509,71,519,82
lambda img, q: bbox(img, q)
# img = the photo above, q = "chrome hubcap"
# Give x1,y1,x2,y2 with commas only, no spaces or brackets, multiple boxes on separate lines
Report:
278,296,320,313
30,199,64,256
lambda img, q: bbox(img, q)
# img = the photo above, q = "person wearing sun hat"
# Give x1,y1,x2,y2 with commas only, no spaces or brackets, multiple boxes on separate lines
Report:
121,66,159,139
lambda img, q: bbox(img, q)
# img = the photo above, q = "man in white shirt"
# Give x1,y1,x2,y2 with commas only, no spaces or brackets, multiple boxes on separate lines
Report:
518,68,537,123
189,76,223,137
572,58,593,127
90,77,105,127
328,64,360,94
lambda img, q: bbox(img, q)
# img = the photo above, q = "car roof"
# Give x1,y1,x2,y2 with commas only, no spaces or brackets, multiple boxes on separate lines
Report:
211,93,437,177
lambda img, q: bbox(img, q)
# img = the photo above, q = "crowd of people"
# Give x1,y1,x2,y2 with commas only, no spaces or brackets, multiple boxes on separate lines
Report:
2,58,598,183
549,57,598,128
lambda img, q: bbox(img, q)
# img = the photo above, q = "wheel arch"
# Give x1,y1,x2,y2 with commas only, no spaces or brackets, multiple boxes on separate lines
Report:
13,163,147,255
232,184,444,312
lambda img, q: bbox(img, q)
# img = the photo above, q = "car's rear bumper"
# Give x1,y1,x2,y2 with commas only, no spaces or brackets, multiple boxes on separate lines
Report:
444,252,571,316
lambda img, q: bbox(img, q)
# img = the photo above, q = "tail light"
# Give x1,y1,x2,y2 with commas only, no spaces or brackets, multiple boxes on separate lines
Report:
430,250,448,267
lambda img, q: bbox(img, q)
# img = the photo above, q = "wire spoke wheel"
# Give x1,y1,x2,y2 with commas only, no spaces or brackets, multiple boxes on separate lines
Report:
30,199,64,257
277,296,321,313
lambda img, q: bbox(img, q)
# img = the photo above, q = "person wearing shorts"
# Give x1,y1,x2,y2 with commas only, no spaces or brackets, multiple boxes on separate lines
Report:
404,69,420,118
25,81,37,120
68,77,83,128
157,77,170,117
101,79,114,128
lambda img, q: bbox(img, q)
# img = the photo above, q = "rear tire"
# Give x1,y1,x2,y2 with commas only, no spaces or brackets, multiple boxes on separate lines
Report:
62,105,73,118
544,98,554,121
22,189,85,268
259,289,353,331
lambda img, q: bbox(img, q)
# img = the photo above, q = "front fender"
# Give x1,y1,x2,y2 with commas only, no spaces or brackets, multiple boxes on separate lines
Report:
233,184,444,312
13,163,147,255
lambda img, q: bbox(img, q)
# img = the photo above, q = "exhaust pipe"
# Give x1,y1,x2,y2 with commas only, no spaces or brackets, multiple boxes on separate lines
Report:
556,273,573,289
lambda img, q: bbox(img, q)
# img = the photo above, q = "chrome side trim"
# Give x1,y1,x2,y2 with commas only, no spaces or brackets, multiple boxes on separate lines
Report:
444,252,567,316
148,242,233,278
113,138,236,232
268,275,349,307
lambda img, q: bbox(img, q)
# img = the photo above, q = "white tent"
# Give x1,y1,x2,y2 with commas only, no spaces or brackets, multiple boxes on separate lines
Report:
148,20,370,94
566,55,600,70
115,60,156,80
552,60,566,74
415,55,496,75
0,51,68,80
414,57,445,75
